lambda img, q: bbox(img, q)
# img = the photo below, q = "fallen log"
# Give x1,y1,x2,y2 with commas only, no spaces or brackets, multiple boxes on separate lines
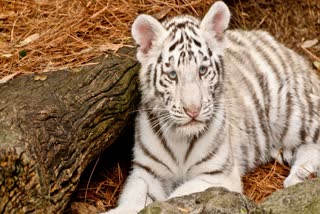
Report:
0,47,139,213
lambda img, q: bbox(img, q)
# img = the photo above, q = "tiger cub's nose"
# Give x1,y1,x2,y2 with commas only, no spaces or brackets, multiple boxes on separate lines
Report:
183,105,201,118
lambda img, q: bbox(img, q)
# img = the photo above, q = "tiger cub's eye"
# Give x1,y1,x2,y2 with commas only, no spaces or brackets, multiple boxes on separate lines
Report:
168,70,177,80
199,66,208,76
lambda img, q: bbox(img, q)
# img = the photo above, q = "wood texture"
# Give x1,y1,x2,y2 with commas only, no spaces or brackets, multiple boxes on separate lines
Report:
0,47,139,213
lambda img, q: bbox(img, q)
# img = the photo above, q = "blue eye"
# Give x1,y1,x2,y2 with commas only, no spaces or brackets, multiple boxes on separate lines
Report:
168,70,177,80
199,66,208,76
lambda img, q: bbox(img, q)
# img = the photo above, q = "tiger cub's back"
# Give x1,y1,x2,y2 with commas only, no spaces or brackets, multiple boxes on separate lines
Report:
223,29,320,173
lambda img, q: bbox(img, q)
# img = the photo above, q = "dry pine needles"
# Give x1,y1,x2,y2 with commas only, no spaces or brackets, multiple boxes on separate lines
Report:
1,0,318,79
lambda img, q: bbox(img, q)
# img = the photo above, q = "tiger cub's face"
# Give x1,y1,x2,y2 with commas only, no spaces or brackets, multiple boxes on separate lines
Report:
132,2,230,137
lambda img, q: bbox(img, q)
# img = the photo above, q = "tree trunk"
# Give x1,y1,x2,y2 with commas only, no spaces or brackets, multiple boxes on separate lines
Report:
0,47,139,213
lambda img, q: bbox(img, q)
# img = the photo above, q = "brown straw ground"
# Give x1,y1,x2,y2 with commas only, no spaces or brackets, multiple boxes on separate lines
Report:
1,0,319,213
1,0,319,80
0,0,216,79
71,155,291,213
242,160,290,204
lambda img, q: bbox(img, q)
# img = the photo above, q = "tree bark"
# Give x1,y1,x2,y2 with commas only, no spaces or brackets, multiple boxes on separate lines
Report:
0,47,139,213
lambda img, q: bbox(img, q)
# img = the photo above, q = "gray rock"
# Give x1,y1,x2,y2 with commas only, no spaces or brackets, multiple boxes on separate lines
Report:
138,187,256,214
139,178,320,214
254,178,320,214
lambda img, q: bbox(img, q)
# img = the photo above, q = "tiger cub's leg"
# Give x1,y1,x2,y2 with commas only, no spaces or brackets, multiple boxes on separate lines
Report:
169,163,242,199
102,168,166,214
284,143,320,188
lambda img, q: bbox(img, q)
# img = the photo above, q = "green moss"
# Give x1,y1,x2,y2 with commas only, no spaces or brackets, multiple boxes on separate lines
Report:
138,204,162,214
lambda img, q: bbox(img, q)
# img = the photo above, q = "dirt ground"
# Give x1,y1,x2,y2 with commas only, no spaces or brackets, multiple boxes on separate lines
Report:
1,0,319,213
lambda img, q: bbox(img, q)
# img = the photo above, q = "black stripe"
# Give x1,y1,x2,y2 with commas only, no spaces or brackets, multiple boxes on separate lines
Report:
218,56,225,81
300,125,307,144
157,54,162,63
184,136,197,163
178,51,186,66
314,99,320,144
240,143,248,173
281,49,302,144
228,32,278,136
228,78,250,173
279,93,292,143
233,42,271,131
214,60,221,76
147,64,153,86
147,113,178,164
153,66,164,98
137,137,174,173
188,50,194,61
201,152,232,175
306,91,314,140
188,25,198,36
201,170,223,175
313,127,320,143
189,138,220,169
234,79,261,170
187,118,226,172
165,22,176,30
227,49,270,156
133,161,161,179
253,125,261,166
147,192,157,203
176,22,187,29
169,38,182,52
253,33,298,149
184,131,207,163
199,50,204,58
207,45,212,57
159,65,169,88
193,39,201,48
256,36,290,140
243,33,277,123
299,76,312,144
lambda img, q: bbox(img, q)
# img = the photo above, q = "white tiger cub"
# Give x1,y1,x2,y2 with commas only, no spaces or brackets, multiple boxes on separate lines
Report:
103,1,320,213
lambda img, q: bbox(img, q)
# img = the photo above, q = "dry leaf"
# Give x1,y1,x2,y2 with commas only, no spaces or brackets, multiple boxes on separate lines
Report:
301,38,318,49
152,7,171,20
34,75,47,81
313,61,320,71
0,72,20,84
177,207,190,213
0,11,15,20
70,67,82,73
0,53,13,58
97,44,124,52
17,33,40,47
79,47,94,54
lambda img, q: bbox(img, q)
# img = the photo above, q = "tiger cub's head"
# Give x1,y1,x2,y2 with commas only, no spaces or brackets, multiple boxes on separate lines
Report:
132,1,230,137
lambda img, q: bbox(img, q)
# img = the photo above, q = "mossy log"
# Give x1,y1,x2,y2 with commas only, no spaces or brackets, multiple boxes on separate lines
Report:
0,47,139,213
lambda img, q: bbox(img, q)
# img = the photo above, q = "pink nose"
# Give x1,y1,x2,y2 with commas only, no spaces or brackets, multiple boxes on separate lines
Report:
183,105,201,118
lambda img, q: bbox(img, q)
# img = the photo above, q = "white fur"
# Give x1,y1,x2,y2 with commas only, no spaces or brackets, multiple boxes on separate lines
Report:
131,14,168,64
284,144,320,187
103,1,320,214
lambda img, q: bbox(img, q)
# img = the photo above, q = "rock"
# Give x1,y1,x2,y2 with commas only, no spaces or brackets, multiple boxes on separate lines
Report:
139,187,257,214
139,178,320,214
254,178,320,214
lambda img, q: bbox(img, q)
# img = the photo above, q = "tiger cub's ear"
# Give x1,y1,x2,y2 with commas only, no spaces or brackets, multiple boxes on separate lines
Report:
131,14,166,57
200,1,231,41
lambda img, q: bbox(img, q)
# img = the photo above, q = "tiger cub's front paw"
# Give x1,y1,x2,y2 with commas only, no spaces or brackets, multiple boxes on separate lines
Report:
284,162,319,188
